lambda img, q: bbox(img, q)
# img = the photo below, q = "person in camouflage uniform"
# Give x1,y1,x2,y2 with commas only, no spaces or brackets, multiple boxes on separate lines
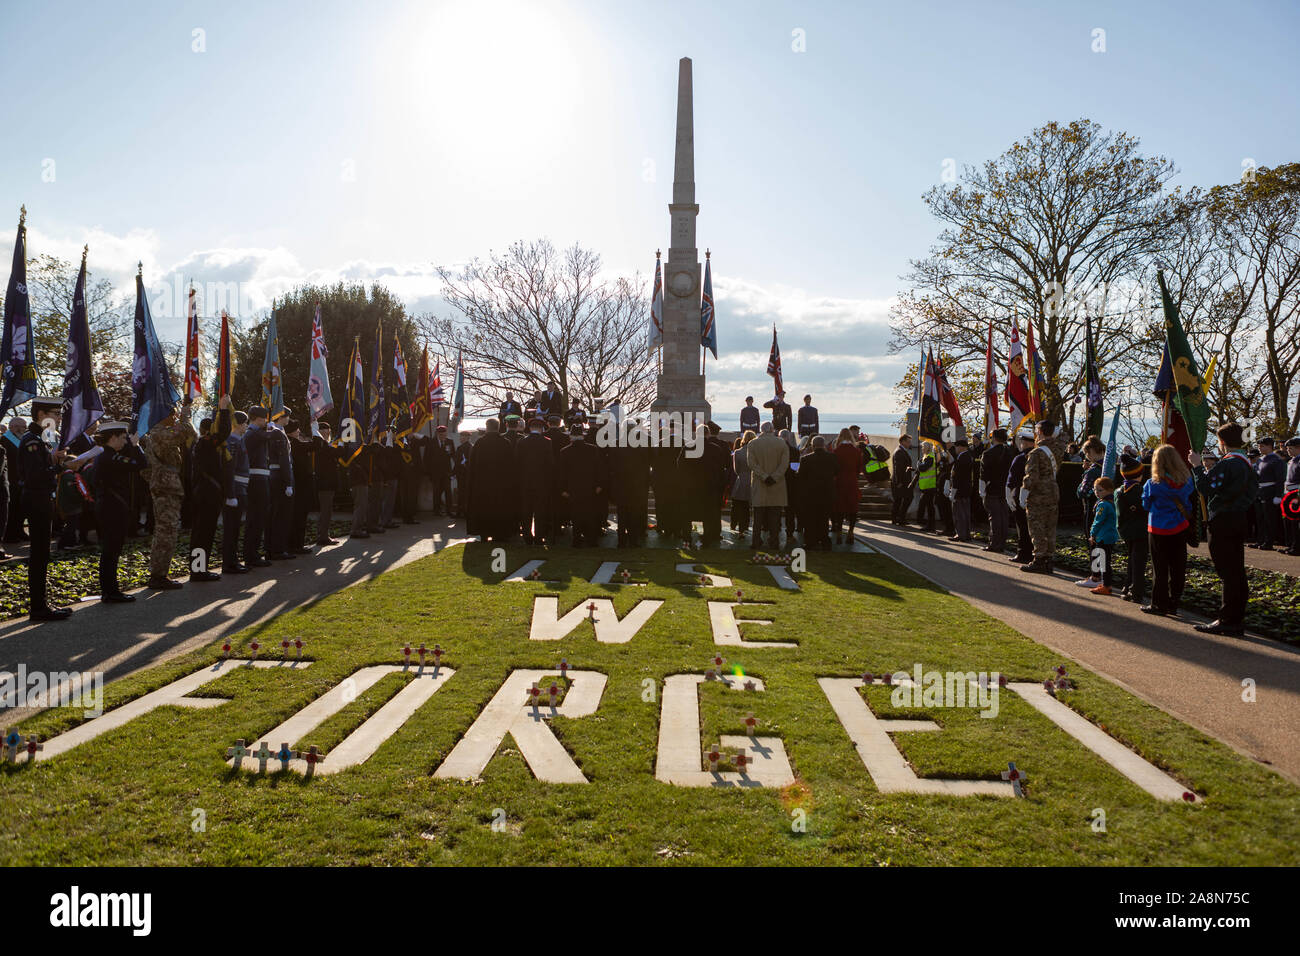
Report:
1020,419,1068,574
143,398,197,589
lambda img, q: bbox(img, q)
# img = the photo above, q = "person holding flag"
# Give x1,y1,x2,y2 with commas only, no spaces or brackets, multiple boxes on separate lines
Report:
763,326,791,431
132,264,181,436
307,302,333,423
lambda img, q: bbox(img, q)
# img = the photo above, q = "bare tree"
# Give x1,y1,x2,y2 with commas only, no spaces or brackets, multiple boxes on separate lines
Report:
420,239,656,414
889,119,1179,429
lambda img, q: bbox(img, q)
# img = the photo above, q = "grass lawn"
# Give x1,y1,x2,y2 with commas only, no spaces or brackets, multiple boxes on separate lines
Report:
2,543,1297,865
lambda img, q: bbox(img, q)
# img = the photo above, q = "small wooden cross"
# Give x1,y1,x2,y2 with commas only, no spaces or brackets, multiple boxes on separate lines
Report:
249,640,260,661
530,568,540,580
417,643,428,666
221,641,231,660
587,602,597,620
301,745,324,778
1043,678,1056,694
735,751,749,774
743,713,758,737
735,589,743,604
226,739,250,766
529,683,541,709
251,741,272,774
4,730,21,763
25,735,42,762
699,574,709,585
704,743,721,773
281,639,291,661
548,682,559,707
712,654,726,673
621,568,630,583
275,743,294,772
402,643,412,666
294,638,304,660
998,674,1008,687
559,658,568,679
1001,761,1027,797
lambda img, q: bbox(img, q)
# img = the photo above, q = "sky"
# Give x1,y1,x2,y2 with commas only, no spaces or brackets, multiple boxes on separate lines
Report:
2,0,1298,419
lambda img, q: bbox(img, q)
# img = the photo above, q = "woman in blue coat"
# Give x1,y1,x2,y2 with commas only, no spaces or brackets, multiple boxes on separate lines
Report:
1141,444,1194,616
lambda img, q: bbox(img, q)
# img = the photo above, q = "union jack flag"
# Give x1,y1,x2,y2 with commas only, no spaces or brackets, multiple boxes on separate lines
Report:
766,325,783,400
184,285,202,401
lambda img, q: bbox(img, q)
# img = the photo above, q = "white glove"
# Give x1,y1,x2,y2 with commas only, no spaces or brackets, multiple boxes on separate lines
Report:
286,487,294,498
978,480,987,497
943,481,952,497
225,497,238,507
1018,487,1029,508
1005,488,1016,511
1274,497,1283,505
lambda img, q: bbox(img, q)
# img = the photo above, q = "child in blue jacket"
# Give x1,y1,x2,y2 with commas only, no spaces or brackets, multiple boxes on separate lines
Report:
1088,476,1119,594
1141,445,1195,615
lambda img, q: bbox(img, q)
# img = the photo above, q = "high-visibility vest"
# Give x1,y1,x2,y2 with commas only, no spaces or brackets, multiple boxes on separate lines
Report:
865,458,887,476
918,461,937,490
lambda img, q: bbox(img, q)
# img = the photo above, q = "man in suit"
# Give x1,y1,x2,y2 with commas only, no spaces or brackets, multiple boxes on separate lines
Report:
559,425,606,547
890,433,915,525
514,416,555,545
949,438,973,542
538,380,564,421
979,428,1013,552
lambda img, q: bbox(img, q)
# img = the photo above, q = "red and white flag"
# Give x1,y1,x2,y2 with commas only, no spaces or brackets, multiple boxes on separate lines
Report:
183,285,202,401
1005,316,1031,430
429,358,444,405
983,320,1001,433
766,325,784,400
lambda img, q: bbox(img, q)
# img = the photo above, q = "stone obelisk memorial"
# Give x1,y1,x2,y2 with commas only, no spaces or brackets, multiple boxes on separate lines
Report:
652,57,711,422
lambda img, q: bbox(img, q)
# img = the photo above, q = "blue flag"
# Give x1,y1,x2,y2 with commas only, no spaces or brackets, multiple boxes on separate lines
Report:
1101,404,1122,480
132,266,181,434
339,336,365,464
2,207,38,420
700,253,717,360
60,248,104,448
261,305,284,419
307,303,334,421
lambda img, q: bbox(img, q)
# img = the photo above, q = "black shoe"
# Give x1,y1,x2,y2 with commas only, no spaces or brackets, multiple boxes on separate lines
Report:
1194,620,1244,636
1010,555,1032,564
296,546,313,554
269,552,294,561
29,606,72,621
1020,560,1051,574
102,592,137,603
352,531,371,539
1140,604,1166,616
223,565,250,574
191,571,221,582
249,557,273,568
147,577,184,590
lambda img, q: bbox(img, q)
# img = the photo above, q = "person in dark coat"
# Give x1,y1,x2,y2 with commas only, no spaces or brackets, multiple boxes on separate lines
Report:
544,416,571,540
347,441,372,539
397,435,421,525
832,429,862,544
498,392,523,425
675,425,731,549
651,425,684,544
453,436,473,517
798,436,838,550
764,395,792,433
559,427,607,547
266,411,296,560
612,427,651,548
538,381,564,421
890,433,915,525
311,420,341,546
950,438,974,542
92,421,146,602
467,419,517,542
2,416,26,547
189,397,233,578
979,429,1013,552
285,419,317,552
425,425,455,515
514,417,555,545
1006,432,1034,562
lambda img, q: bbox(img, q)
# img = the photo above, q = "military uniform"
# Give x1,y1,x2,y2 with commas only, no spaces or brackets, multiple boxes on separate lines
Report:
242,422,272,565
1021,434,1065,572
18,421,69,619
1285,440,1300,555
266,423,296,559
223,429,250,572
143,412,197,584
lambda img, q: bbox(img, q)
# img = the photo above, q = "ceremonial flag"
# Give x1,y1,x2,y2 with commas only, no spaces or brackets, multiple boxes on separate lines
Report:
909,348,928,414
1024,317,1047,418
1157,270,1210,454
931,351,963,428
1153,342,1192,457
430,357,445,405
1,206,38,420
1005,317,1031,430
1084,309,1104,438
648,252,663,353
918,348,943,443
367,319,386,436
391,337,412,439
339,336,365,463
131,265,181,435
451,350,465,423
183,284,202,401
766,325,784,400
983,320,1000,434
59,247,104,448
1101,404,1122,480
307,302,334,421
261,303,284,419
411,347,433,434
700,252,717,360
216,311,233,399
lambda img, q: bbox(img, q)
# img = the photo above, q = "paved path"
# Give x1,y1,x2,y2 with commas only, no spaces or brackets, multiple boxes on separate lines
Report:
860,521,1300,786
0,520,462,721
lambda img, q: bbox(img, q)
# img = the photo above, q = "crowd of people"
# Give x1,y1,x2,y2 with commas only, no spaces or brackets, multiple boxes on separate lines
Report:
3,386,1295,640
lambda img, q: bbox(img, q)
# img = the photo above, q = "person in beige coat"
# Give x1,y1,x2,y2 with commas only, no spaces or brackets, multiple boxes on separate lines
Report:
747,422,789,551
